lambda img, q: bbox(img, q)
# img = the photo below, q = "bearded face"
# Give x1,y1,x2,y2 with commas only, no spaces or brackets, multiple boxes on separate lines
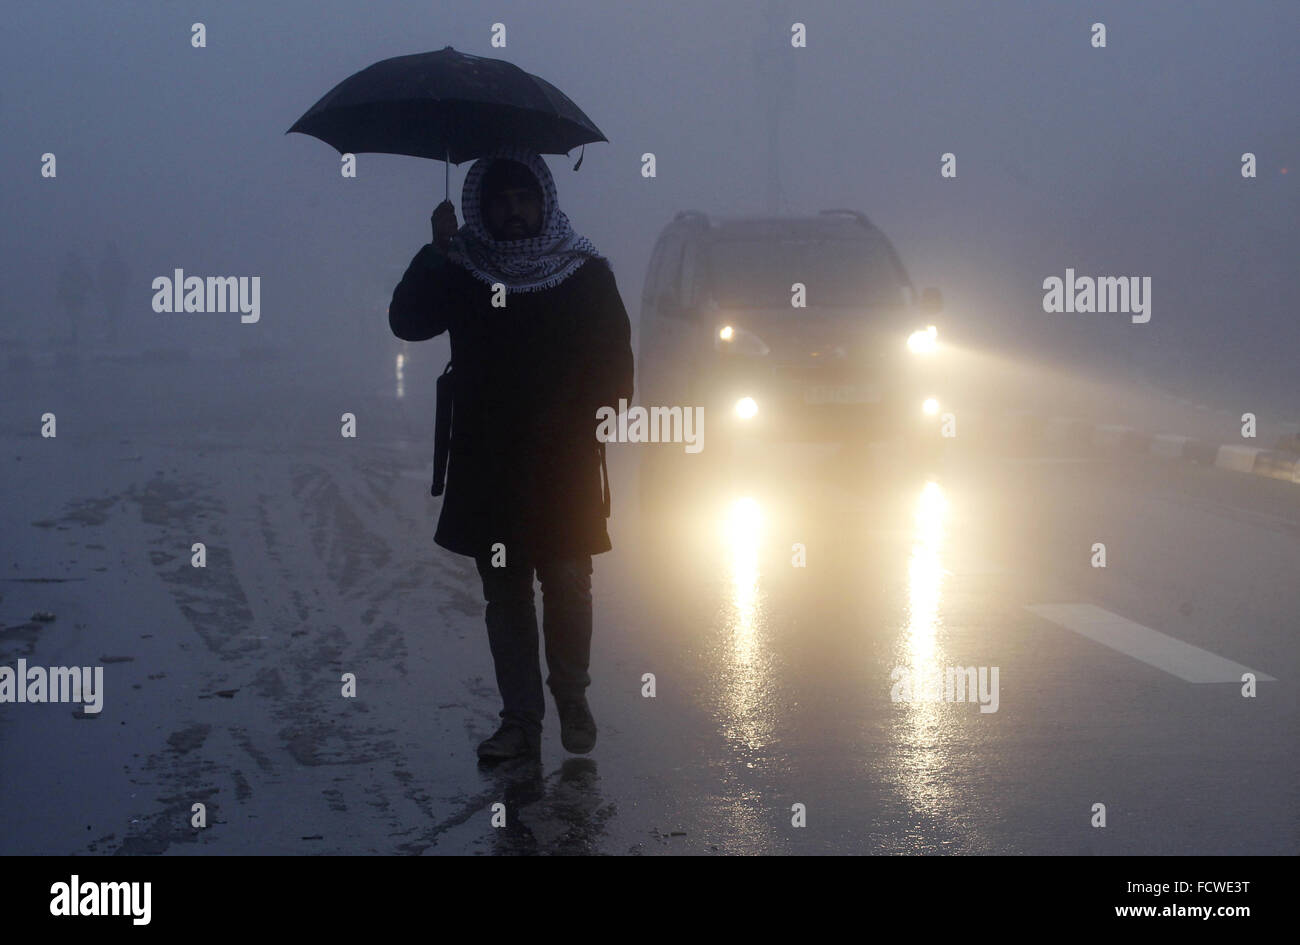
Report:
481,159,544,241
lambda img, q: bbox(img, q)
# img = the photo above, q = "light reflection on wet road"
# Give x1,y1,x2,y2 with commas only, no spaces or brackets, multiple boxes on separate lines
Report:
612,430,1295,854
2,355,1294,855
892,480,957,832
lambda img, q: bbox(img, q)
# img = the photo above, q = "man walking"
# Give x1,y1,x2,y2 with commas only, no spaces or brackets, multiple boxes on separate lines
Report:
389,145,633,761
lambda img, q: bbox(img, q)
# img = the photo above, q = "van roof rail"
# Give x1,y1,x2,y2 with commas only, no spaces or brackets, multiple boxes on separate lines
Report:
673,210,711,226
818,208,876,230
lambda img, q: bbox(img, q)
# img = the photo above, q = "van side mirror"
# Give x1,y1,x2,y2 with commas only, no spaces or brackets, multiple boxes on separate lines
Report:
920,287,943,314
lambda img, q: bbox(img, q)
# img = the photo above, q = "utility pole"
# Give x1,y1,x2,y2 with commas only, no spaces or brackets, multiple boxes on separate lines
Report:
753,0,789,216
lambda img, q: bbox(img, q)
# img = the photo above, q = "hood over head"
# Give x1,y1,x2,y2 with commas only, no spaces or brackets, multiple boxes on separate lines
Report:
445,145,606,293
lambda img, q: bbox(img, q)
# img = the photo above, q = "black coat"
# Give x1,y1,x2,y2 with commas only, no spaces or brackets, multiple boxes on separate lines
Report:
389,244,634,559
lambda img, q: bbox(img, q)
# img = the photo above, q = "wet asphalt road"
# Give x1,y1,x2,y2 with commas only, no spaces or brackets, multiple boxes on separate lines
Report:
615,439,1296,854
1,350,1295,854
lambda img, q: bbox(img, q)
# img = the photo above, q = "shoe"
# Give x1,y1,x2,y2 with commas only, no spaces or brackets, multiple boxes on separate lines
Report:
555,696,597,754
476,721,541,761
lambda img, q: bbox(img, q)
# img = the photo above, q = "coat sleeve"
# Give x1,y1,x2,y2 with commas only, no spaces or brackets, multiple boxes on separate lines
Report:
585,259,635,411
388,243,458,341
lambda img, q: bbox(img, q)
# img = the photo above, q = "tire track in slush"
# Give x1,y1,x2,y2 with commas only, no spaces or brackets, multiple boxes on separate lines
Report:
112,445,508,852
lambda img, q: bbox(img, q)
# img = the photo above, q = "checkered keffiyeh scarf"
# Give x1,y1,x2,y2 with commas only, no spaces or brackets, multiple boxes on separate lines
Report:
444,145,606,293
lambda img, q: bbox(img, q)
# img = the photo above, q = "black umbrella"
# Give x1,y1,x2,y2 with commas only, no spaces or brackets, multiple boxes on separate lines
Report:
287,45,607,200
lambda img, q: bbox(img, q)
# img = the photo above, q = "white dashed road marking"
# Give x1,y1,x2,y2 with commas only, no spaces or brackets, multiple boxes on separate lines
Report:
1025,603,1276,683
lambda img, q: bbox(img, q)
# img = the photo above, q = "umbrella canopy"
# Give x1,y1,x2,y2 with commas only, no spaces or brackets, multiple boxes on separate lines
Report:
288,45,607,196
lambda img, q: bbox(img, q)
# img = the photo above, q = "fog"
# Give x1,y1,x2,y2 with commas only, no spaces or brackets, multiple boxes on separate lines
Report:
3,0,1296,409
2,2,1298,866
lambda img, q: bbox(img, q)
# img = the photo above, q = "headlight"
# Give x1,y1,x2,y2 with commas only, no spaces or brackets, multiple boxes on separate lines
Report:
907,325,939,354
735,397,759,419
715,324,771,356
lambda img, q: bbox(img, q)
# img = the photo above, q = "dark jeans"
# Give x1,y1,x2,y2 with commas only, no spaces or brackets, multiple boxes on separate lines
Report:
474,552,594,734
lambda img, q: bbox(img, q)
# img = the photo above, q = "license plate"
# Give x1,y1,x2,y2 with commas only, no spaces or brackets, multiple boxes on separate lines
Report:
802,383,879,405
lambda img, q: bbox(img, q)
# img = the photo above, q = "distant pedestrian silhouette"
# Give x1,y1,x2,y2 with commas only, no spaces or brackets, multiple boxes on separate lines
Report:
55,251,92,344
97,240,130,344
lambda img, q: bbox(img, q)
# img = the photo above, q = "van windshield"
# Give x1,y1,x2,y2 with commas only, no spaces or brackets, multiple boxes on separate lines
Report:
706,237,906,309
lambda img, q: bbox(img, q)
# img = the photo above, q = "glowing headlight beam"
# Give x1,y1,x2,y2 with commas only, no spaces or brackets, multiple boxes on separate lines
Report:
907,326,939,354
